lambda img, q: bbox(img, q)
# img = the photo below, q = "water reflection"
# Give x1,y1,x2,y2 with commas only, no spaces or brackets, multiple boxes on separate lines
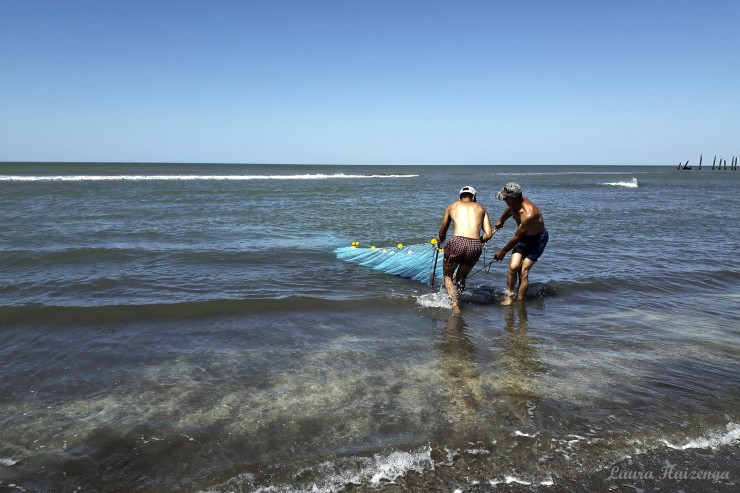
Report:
493,302,545,431
435,303,547,436
437,314,485,425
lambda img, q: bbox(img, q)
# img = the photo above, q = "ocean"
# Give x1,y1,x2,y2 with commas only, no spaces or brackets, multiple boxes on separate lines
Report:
0,163,738,493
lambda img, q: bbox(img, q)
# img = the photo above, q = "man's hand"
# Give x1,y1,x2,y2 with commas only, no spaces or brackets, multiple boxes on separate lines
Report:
494,249,506,261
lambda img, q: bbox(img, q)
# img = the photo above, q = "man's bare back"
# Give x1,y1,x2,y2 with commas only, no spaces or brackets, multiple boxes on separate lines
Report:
509,198,545,236
441,200,492,240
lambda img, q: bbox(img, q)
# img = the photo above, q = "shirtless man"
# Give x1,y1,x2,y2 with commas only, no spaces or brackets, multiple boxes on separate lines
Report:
493,182,548,305
437,186,493,313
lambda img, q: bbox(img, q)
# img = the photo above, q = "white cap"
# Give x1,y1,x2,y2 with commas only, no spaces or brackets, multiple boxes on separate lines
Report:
459,185,477,198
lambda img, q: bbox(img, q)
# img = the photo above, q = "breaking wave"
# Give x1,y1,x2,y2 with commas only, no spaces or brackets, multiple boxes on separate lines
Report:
601,177,639,188
661,422,740,450
0,173,418,182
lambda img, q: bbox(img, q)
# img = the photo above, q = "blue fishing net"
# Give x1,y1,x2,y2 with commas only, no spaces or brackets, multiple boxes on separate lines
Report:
335,244,443,284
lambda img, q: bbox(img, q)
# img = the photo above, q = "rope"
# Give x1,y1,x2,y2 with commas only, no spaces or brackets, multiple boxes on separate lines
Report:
466,229,502,280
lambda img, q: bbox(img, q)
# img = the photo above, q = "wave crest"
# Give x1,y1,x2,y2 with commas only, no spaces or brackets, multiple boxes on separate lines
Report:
0,173,418,182
601,177,638,188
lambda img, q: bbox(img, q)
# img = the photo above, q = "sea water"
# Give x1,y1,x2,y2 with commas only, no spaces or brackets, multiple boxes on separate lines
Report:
0,163,738,492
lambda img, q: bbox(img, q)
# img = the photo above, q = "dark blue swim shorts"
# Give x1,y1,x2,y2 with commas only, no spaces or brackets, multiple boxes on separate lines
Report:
516,229,549,262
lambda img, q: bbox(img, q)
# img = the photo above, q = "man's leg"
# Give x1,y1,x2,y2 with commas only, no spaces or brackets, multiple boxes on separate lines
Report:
454,262,475,293
443,260,461,313
517,257,536,301
502,248,523,305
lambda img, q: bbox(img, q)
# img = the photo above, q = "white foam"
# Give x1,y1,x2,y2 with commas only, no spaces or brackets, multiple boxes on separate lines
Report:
213,447,435,493
601,177,638,188
489,475,554,486
368,448,434,484
0,173,418,182
492,476,532,485
540,475,555,486
661,422,740,450
416,290,452,309
0,458,19,466
465,447,491,455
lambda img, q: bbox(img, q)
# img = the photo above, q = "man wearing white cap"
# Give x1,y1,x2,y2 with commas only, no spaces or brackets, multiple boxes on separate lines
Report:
493,182,549,305
437,186,494,313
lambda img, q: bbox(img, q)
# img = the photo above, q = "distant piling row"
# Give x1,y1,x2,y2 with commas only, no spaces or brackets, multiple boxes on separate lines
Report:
678,154,738,170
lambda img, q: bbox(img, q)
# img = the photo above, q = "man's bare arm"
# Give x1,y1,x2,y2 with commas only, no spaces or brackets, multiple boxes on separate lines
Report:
494,207,512,229
437,206,452,243
494,209,537,260
495,222,526,258
481,212,493,243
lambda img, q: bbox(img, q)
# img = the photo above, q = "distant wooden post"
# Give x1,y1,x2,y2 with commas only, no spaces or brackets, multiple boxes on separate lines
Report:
724,159,728,170
698,154,703,170
712,155,717,170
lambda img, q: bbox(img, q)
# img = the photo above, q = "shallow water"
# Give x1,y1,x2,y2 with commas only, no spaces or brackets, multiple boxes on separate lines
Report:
0,163,738,492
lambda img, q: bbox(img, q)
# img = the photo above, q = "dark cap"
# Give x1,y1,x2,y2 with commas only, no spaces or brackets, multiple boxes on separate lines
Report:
495,182,522,200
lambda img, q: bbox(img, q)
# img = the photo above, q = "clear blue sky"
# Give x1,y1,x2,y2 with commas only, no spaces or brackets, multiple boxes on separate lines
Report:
2,0,738,165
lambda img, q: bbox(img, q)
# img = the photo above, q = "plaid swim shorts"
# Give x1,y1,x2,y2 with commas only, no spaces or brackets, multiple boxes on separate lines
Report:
443,235,482,267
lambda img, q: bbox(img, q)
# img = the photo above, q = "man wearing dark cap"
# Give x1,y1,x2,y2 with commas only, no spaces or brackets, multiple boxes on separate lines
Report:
493,182,548,305
437,186,494,313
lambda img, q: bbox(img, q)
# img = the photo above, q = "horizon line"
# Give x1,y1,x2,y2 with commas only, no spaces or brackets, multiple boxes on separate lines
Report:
0,161,679,167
